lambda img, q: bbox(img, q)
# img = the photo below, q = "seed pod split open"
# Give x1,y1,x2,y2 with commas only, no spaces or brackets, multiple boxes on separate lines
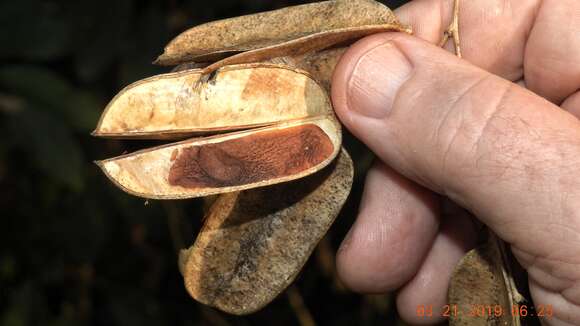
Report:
93,0,405,315
179,149,353,315
97,116,341,199
93,0,477,317
93,64,332,139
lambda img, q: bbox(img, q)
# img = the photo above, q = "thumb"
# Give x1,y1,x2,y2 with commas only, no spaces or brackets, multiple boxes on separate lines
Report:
332,32,580,319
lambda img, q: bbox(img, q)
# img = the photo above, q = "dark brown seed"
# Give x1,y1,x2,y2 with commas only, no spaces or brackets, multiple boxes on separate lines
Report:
168,124,334,189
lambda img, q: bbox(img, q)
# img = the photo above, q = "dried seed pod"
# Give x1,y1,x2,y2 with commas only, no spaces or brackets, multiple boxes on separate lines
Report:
199,24,411,74
97,117,341,199
285,47,349,91
93,0,478,317
92,0,414,315
155,0,409,66
449,232,526,326
179,149,353,314
93,64,331,139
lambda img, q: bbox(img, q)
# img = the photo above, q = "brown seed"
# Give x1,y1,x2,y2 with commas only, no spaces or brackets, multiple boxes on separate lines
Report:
168,124,334,189
180,149,353,315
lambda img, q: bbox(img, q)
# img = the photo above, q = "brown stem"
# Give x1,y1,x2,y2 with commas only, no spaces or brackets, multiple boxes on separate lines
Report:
287,286,317,326
439,0,462,58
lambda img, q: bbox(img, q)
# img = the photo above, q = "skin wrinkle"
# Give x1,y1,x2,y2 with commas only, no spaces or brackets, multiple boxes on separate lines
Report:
529,265,572,293
471,89,533,191
347,165,437,282
530,278,580,324
563,283,580,306
479,131,580,247
388,59,474,192
560,190,580,244
349,39,422,186
432,74,491,192
475,113,572,188
515,239,580,308
509,246,580,305
471,82,513,167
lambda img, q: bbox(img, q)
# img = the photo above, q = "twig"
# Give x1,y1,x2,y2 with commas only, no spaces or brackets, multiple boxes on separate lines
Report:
439,0,462,58
287,286,317,326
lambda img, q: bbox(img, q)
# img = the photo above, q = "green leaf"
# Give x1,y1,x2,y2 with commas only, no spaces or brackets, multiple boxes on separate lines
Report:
5,106,85,191
0,0,71,60
63,91,102,132
0,65,101,132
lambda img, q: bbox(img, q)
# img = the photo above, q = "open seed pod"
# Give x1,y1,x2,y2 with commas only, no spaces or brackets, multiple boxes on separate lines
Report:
94,0,413,316
94,64,334,139
95,64,342,199
95,60,353,313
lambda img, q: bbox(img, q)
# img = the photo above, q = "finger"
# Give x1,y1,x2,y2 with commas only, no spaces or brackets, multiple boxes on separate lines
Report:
331,33,580,322
395,0,580,104
562,91,580,117
524,0,580,104
336,161,439,293
396,204,478,325
394,0,541,80
528,277,580,325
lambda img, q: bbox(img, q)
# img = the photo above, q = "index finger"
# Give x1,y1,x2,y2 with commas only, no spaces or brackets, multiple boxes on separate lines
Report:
394,0,535,81
395,0,539,77
395,0,580,105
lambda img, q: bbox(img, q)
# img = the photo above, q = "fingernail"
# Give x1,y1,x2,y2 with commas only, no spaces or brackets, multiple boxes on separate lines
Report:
347,41,413,119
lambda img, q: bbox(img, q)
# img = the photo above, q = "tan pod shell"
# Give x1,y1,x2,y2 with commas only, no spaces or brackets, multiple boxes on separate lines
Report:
449,232,525,326
156,0,408,66
94,64,332,139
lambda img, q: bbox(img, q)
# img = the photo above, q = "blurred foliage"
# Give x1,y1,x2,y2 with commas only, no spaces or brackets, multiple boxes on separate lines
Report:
0,0,410,325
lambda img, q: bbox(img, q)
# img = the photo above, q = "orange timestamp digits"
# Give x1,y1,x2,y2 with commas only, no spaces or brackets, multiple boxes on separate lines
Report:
415,305,459,318
511,304,554,318
415,304,554,319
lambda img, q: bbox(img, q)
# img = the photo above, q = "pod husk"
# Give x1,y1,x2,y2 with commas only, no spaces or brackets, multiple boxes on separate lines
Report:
155,0,408,66
266,47,349,91
449,231,525,326
179,149,354,314
199,24,411,74
93,64,331,139
97,117,341,200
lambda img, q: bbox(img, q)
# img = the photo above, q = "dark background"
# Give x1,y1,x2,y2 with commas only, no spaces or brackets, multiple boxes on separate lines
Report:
0,0,414,325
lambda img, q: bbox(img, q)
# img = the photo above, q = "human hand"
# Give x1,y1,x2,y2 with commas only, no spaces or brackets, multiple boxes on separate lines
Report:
330,0,580,324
